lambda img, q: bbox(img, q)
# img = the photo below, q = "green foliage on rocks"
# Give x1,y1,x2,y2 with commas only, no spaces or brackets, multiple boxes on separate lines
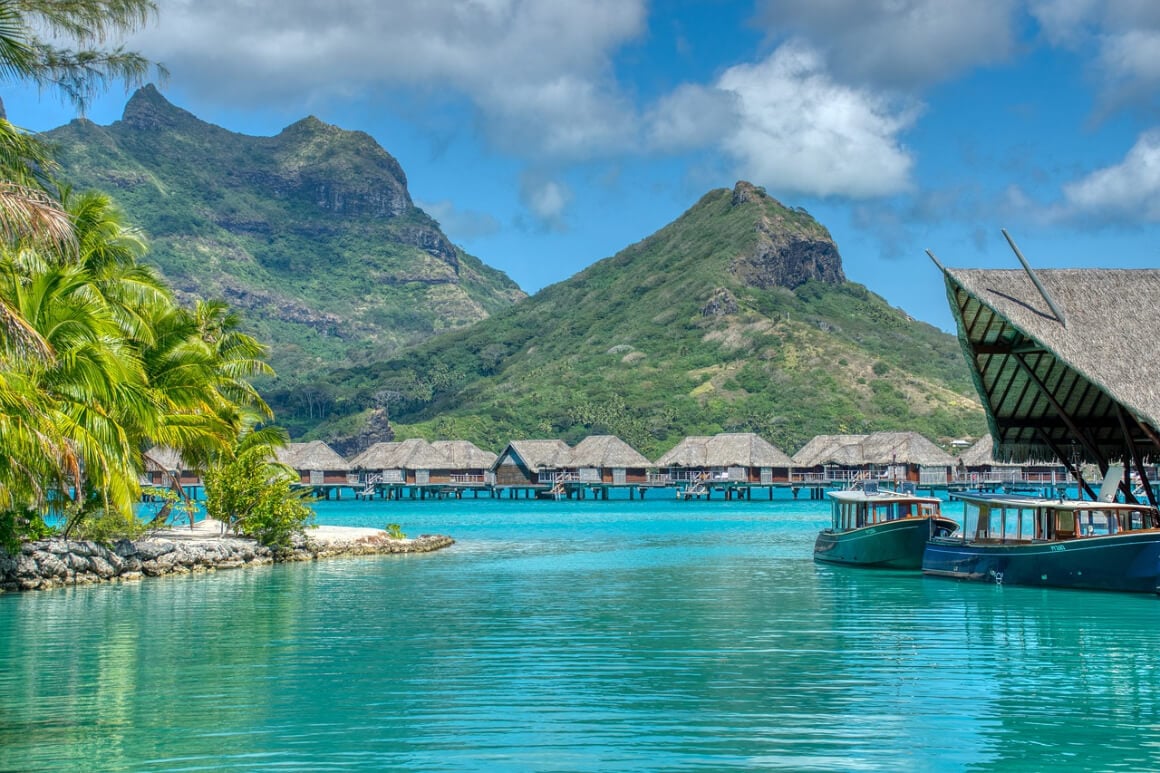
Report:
42,86,525,385
302,183,985,458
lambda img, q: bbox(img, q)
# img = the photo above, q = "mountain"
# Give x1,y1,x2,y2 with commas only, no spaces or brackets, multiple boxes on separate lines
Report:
300,182,986,457
42,85,525,379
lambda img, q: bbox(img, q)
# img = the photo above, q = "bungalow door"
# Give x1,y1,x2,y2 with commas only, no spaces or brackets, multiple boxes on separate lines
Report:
416,469,430,485
612,468,626,485
309,470,324,486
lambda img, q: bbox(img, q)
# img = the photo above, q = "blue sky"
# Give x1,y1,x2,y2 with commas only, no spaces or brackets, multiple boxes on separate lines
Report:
6,0,1160,332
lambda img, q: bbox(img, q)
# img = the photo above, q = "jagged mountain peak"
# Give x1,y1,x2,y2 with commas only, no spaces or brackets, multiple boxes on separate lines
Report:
119,84,206,131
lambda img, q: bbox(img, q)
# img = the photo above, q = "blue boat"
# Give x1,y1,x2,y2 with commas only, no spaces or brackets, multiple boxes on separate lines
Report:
923,492,1160,593
814,486,957,569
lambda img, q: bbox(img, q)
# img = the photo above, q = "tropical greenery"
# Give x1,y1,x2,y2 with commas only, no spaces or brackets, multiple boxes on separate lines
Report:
42,85,525,384
300,186,987,458
0,0,305,548
202,420,314,550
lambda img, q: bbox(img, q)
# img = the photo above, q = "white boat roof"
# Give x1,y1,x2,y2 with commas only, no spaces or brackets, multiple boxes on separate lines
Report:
951,492,1155,511
827,489,941,505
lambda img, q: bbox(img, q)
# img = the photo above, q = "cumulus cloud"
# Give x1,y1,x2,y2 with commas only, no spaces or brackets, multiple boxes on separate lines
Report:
644,84,740,152
754,0,1019,89
1060,129,1160,221
518,173,572,231
714,43,920,198
1029,1,1160,114
136,0,646,159
415,199,502,241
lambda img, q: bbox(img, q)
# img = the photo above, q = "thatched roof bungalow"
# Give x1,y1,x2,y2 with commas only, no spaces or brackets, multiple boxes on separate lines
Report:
791,434,868,467
142,445,201,487
565,435,652,484
275,441,350,486
937,264,1160,501
656,433,794,484
792,432,954,485
491,440,572,486
430,440,498,484
351,439,500,485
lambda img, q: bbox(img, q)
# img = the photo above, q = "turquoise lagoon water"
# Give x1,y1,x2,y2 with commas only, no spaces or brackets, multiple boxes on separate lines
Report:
3,493,1160,771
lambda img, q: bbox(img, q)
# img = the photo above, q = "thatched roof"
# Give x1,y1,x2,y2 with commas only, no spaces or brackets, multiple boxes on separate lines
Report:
942,267,1160,463
430,440,497,469
859,431,955,466
655,433,793,467
791,435,868,467
959,434,1058,467
347,441,401,470
791,432,953,466
143,445,187,472
390,438,453,469
654,436,713,467
568,435,652,468
275,441,348,471
492,439,572,472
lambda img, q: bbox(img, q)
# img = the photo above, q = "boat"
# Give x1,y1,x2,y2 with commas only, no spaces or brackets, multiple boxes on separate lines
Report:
922,491,1160,593
814,484,958,569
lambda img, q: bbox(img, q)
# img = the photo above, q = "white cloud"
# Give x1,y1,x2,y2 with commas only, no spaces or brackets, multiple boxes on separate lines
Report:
714,43,920,198
1060,129,1160,221
755,0,1019,89
518,173,572,231
137,0,646,159
415,199,501,241
644,84,740,152
1029,1,1160,112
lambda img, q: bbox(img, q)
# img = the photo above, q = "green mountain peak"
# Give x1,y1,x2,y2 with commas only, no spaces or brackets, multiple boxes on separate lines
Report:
44,87,525,381
304,182,984,456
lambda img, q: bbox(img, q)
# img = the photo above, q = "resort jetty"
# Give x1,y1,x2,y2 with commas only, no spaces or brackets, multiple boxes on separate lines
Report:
0,521,454,593
144,427,1112,505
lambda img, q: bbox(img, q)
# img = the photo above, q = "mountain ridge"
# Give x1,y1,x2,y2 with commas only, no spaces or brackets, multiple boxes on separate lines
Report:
43,85,525,378
295,182,984,457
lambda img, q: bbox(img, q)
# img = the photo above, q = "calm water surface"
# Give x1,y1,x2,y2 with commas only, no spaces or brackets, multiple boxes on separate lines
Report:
3,494,1160,771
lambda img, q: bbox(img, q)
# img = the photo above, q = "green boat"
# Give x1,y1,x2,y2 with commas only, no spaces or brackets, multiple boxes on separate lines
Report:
814,485,958,569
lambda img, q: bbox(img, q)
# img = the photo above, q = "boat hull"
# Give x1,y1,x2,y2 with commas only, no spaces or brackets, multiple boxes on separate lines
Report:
922,532,1160,593
814,517,956,569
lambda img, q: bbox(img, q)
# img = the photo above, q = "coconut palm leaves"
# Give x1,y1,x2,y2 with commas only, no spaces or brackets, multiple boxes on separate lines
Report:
0,0,165,113
0,189,277,536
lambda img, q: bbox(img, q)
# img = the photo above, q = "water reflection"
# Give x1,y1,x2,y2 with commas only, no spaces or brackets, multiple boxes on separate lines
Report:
3,502,1160,771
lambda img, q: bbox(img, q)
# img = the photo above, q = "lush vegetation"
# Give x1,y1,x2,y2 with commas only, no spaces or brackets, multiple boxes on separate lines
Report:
43,88,525,384
0,1,310,548
298,186,986,458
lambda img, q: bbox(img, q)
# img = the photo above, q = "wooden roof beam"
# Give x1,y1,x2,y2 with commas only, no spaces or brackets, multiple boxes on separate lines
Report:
1012,351,1106,468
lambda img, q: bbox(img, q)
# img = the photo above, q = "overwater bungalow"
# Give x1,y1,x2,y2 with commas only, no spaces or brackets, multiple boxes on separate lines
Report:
791,431,955,487
275,440,350,488
430,440,498,486
790,434,869,485
655,432,795,489
142,445,201,489
564,435,653,486
491,439,573,488
348,441,404,484
861,431,956,486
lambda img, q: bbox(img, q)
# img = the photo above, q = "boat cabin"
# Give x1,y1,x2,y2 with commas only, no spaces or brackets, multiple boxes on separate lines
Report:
955,495,1160,544
828,487,942,531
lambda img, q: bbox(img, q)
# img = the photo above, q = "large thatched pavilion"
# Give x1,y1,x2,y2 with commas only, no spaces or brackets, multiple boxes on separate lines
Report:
935,260,1160,504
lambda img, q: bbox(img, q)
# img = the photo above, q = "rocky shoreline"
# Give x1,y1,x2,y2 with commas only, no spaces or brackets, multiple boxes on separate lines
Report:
0,525,455,593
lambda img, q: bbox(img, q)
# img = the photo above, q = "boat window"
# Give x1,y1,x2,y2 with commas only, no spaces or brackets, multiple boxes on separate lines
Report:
1018,507,1035,540
1079,509,1113,536
1056,510,1076,539
988,506,1006,540
963,502,984,539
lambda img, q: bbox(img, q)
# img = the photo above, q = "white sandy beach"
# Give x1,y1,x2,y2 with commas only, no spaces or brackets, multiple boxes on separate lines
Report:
151,518,389,545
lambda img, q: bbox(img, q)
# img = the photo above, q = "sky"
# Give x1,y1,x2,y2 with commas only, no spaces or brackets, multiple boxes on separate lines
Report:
6,0,1160,332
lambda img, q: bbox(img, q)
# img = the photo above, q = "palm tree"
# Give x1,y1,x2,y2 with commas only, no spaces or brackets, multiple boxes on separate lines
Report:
0,0,165,114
